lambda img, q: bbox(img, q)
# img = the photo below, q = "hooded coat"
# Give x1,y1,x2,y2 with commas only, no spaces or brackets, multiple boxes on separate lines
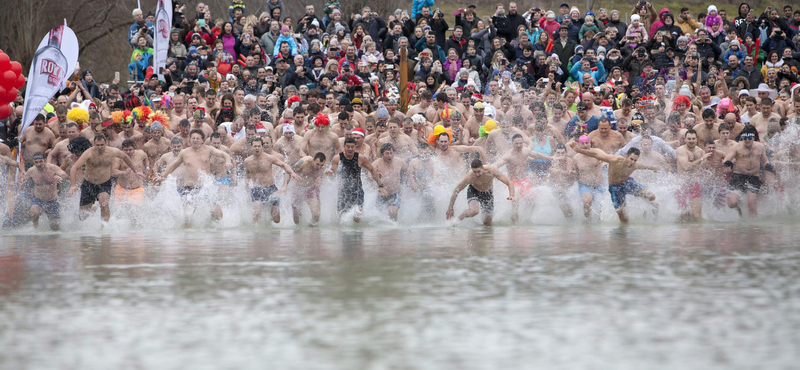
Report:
649,8,671,38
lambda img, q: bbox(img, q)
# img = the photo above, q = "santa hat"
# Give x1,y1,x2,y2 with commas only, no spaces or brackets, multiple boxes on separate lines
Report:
352,128,365,136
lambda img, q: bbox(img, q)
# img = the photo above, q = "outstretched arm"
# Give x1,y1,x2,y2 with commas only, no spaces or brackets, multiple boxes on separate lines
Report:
571,145,617,163
113,148,138,172
490,167,515,202
160,152,184,178
209,146,233,169
446,174,471,219
70,149,92,189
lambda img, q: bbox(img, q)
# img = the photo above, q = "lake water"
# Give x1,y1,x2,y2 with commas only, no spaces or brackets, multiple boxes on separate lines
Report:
2,222,799,370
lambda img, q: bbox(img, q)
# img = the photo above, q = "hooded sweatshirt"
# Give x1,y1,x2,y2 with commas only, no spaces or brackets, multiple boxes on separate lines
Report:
649,8,671,38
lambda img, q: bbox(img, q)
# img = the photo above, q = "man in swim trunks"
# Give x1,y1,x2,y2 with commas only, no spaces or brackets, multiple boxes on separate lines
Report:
446,159,516,226
724,126,772,217
22,153,65,230
156,130,233,225
283,152,327,225
549,144,577,218
244,137,301,225
572,135,606,219
371,143,407,221
112,139,149,207
70,134,138,222
675,130,714,221
493,134,553,223
326,138,387,223
571,143,660,223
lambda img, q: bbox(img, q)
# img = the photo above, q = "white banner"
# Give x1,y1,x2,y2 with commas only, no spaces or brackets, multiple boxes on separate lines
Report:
19,20,79,162
154,0,173,81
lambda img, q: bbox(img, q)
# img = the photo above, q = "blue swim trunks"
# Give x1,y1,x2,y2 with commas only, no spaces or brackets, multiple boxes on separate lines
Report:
215,176,231,186
609,177,644,209
579,183,604,198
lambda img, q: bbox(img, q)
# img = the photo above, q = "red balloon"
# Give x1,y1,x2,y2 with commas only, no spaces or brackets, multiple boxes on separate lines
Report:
13,73,25,89
4,87,17,103
0,53,9,72
0,104,11,120
0,86,7,104
0,70,15,87
9,61,22,76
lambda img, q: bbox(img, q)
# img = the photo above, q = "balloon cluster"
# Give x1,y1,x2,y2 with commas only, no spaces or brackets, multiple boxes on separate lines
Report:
0,50,26,119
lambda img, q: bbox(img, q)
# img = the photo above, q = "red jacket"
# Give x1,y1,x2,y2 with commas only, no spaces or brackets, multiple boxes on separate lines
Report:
185,30,216,48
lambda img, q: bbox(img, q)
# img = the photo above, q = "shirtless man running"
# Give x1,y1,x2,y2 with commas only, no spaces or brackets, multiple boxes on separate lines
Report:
676,129,714,221
371,143,408,221
22,153,67,230
70,134,137,222
112,139,149,208
273,124,306,164
282,153,327,225
20,114,56,169
47,122,80,167
724,126,772,216
157,130,233,225
493,134,553,223
571,143,660,223
572,135,606,219
446,159,515,226
548,144,577,218
244,137,300,225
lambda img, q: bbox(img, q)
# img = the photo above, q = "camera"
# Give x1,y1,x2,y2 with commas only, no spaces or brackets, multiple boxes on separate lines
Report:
386,64,395,70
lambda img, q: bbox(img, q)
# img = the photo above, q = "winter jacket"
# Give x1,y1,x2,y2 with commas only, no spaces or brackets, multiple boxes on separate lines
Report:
676,16,701,35
569,59,606,84
411,0,435,20
445,35,468,57
273,34,299,57
723,48,746,65
579,23,600,40
649,8,671,38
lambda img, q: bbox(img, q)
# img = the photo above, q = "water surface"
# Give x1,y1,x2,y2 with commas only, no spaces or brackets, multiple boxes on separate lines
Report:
1,224,799,369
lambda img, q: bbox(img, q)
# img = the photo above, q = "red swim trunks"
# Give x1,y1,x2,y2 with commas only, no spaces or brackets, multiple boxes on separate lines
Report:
675,182,702,209
513,179,533,197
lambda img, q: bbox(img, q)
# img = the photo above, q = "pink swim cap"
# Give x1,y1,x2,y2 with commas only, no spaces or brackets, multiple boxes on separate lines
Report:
578,135,591,143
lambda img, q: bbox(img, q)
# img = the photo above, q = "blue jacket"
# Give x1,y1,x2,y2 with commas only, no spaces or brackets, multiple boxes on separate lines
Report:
411,0,435,20
569,59,606,85
723,48,745,66
128,22,153,48
273,34,299,57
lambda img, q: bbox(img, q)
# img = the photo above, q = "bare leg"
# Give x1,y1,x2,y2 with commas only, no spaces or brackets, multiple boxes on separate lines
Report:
98,193,111,222
78,205,93,220
388,205,399,221
354,206,362,223
616,207,629,223
253,201,263,224
458,200,480,220
308,197,321,226
690,197,702,221
581,193,593,219
211,204,223,220
29,205,41,228
727,191,742,215
483,212,493,226
746,192,758,216
292,205,302,225
49,218,61,231
511,199,519,224
271,204,280,224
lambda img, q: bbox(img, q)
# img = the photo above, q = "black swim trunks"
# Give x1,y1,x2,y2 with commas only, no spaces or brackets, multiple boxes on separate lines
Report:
729,173,762,194
80,179,113,206
337,187,365,214
251,185,280,206
178,186,199,203
467,184,494,214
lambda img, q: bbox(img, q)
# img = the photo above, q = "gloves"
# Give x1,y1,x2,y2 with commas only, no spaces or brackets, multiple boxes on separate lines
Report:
764,163,774,172
724,160,733,167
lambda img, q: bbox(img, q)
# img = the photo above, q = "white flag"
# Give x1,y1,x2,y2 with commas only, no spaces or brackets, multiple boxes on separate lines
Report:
19,20,79,163
154,0,173,81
